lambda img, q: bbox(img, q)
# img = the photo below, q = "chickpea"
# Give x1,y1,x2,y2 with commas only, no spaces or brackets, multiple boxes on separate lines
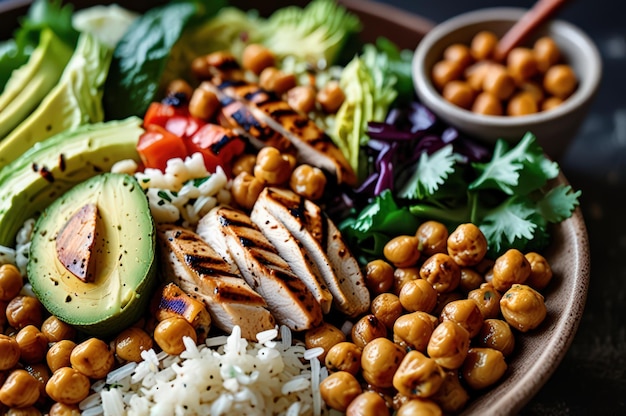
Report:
45,367,90,405
507,47,537,81
525,252,553,290
305,322,346,362
189,85,219,120
440,299,484,338
242,43,275,75
471,91,503,115
470,31,498,60
289,164,327,200
461,347,507,390
543,64,577,98
46,340,76,373
392,267,420,296
361,338,406,388
6,407,41,416
477,319,516,357
468,283,502,319
0,264,23,301
443,43,473,69
286,85,317,114
70,338,115,379
399,279,438,313
427,321,470,370
259,67,296,95
0,369,39,408
482,64,515,101
431,60,462,90
319,371,362,412
393,350,445,398
415,221,448,257
534,36,561,73
384,235,420,268
507,91,539,116
500,284,547,332
542,96,564,111
317,81,345,113
15,325,47,364
464,61,492,91
432,291,464,317
231,171,266,210
153,316,197,356
24,362,50,400
114,327,154,363
0,334,20,370
371,293,403,329
393,311,438,352
5,296,44,330
442,80,474,109
491,249,531,292
396,399,443,416
364,259,395,295
325,342,362,375
420,253,461,293
447,223,487,267
430,370,470,414
40,316,76,344
191,55,212,79
351,314,387,349
231,154,257,177
254,146,293,185
165,79,193,101
519,81,545,104
459,268,484,293
48,402,81,416
346,391,390,416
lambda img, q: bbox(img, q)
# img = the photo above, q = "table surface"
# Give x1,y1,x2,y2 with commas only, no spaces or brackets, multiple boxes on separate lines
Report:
374,0,626,414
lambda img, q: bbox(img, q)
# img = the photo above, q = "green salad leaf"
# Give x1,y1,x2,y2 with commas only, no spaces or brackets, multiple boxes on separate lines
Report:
342,132,581,262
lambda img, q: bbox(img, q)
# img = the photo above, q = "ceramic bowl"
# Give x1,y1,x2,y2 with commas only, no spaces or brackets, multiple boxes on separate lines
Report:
412,7,602,158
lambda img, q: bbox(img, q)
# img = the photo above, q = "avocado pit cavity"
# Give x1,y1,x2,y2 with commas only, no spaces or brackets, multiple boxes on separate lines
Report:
55,203,98,283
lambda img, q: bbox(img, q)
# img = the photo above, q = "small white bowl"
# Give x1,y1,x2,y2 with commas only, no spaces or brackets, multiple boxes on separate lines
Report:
413,7,602,158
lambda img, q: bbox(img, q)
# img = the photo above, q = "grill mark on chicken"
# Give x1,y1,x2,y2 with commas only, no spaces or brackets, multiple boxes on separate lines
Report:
202,206,323,331
210,78,356,185
157,225,275,340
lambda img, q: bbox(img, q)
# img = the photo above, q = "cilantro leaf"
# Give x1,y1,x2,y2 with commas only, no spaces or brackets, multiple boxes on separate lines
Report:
398,144,458,199
470,132,559,195
537,184,582,223
479,197,539,254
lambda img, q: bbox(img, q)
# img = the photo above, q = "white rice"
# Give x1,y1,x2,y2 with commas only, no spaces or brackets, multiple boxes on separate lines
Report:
115,152,232,227
83,326,327,416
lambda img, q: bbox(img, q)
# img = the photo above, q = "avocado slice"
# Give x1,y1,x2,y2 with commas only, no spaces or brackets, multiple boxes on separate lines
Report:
28,173,157,337
0,29,73,140
0,116,144,247
0,32,112,169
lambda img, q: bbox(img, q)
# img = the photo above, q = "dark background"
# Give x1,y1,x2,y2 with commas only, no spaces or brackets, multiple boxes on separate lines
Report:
373,0,625,414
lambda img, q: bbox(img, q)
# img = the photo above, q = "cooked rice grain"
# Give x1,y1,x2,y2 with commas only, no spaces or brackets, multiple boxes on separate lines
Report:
87,326,327,416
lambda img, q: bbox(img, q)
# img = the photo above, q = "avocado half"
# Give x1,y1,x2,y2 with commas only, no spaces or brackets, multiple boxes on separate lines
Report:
28,173,157,338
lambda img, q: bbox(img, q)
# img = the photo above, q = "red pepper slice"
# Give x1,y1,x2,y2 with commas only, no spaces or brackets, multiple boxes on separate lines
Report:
136,124,188,171
186,124,246,174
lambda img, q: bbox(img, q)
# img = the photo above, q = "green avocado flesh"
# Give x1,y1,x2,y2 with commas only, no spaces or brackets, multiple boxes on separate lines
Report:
0,117,144,247
27,173,157,337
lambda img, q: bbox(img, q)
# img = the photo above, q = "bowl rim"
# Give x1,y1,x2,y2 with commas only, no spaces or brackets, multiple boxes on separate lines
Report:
413,7,603,128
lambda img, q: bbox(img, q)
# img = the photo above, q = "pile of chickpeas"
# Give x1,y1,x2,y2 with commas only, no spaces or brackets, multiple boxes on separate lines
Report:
431,31,578,116
306,221,552,415
0,262,217,415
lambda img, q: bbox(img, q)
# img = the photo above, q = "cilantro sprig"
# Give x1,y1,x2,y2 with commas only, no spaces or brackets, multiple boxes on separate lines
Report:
340,132,581,262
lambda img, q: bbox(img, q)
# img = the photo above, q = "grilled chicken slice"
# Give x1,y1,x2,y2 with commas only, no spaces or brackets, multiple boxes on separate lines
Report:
151,282,212,341
253,187,370,317
250,202,333,314
158,225,275,340
197,205,323,331
211,78,356,186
